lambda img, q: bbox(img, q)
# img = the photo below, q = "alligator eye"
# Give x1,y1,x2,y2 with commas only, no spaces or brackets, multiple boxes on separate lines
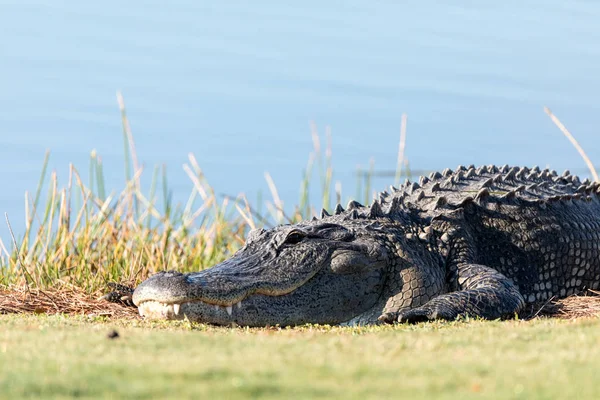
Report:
284,231,305,245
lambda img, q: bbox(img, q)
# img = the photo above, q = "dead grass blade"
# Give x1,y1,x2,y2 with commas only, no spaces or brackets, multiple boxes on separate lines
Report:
544,106,599,181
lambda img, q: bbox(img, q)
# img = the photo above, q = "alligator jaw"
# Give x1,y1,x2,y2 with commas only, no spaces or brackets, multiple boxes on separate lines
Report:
132,269,310,325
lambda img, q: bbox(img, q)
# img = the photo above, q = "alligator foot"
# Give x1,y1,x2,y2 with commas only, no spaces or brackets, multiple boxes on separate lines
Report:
99,282,137,307
379,264,525,324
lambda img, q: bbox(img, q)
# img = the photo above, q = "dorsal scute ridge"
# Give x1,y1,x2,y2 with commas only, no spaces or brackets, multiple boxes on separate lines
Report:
384,165,592,212
310,165,594,223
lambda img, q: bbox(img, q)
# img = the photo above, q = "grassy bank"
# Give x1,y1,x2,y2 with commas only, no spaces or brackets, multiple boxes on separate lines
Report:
1,314,599,399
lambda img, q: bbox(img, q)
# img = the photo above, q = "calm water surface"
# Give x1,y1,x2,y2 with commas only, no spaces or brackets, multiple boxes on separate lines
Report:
1,1,600,232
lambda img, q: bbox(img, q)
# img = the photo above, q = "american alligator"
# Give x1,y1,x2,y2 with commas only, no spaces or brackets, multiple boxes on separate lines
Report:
113,165,600,326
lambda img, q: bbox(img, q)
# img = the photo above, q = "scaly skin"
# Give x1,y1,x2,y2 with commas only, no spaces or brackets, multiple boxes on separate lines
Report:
107,165,600,326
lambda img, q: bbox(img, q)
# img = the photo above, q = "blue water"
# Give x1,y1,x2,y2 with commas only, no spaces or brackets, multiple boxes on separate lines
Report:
2,1,600,233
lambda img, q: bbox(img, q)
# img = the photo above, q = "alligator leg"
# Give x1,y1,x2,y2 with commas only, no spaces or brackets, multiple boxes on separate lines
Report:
99,282,137,308
379,264,525,324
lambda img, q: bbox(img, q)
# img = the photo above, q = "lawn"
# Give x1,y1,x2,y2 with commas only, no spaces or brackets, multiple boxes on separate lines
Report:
1,314,599,399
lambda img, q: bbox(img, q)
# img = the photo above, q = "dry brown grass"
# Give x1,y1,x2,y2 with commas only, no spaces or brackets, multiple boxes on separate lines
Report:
0,285,139,319
531,290,600,319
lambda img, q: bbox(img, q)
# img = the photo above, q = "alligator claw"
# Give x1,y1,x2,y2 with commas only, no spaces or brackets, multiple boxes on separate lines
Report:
378,308,434,324
100,282,137,308
377,312,398,324
396,308,433,323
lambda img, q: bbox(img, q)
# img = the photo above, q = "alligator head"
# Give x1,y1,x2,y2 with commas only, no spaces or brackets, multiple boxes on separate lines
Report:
132,221,391,326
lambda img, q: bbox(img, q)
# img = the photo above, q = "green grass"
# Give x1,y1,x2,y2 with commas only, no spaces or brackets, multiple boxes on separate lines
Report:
1,314,599,399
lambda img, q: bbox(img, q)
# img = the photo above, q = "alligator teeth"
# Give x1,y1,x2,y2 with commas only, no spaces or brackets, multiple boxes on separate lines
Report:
138,299,244,320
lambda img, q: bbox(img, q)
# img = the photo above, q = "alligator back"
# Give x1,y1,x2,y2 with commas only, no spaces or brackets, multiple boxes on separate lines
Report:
391,164,600,305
